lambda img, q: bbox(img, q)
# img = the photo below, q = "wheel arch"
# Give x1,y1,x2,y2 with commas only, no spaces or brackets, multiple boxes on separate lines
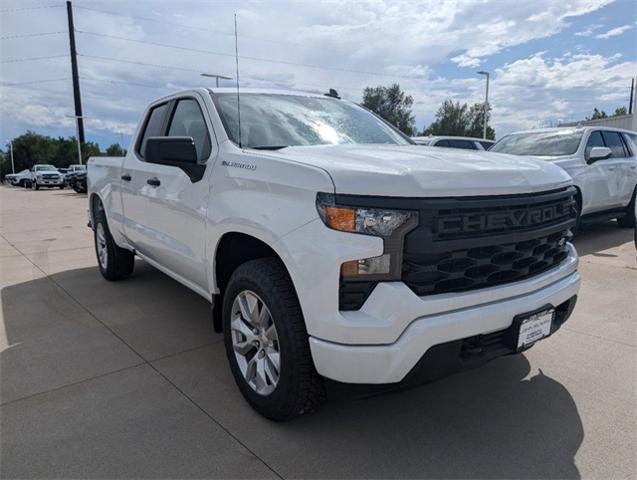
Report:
89,193,104,229
212,232,293,333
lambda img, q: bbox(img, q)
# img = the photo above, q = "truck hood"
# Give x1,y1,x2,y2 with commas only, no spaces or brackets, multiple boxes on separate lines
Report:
257,145,572,197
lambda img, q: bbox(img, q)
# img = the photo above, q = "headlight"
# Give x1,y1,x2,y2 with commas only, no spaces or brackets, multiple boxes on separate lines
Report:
316,193,417,279
316,193,414,237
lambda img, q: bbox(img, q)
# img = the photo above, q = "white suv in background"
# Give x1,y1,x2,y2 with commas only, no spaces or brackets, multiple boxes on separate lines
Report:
491,127,637,229
412,135,494,150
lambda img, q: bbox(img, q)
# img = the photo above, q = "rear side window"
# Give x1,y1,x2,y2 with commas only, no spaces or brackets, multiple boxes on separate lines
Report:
585,131,605,159
167,99,212,162
448,139,477,149
622,133,636,156
137,103,168,158
601,131,628,158
435,139,450,147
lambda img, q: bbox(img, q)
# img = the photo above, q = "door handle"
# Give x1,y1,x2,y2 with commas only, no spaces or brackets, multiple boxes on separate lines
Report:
121,174,131,181
146,177,161,187
607,167,616,171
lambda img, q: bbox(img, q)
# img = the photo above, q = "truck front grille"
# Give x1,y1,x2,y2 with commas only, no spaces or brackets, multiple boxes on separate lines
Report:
338,187,577,310
402,229,570,295
402,187,576,296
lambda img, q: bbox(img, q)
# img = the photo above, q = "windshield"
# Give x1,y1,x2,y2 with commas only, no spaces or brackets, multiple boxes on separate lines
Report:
211,93,411,148
34,165,57,172
490,130,583,156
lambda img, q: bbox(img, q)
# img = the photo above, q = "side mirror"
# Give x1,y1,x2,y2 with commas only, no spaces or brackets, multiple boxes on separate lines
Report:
588,146,612,163
144,136,198,167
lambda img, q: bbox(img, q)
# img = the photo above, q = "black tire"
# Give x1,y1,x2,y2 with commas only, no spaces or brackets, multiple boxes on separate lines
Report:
222,258,325,421
571,199,582,236
617,188,636,228
59,185,64,190
93,208,135,281
33,181,39,190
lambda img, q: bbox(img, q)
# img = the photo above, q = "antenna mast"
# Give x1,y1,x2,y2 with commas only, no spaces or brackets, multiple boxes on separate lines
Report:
234,13,242,148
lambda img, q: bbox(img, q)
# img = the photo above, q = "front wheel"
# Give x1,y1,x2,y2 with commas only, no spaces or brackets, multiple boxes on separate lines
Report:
32,181,39,190
617,188,636,228
222,258,325,421
93,209,135,281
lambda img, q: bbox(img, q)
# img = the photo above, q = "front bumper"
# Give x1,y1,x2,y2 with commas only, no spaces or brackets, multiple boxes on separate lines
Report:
309,267,580,384
37,179,63,186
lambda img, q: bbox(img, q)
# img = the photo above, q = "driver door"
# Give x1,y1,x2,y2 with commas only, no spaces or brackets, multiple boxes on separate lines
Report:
581,130,621,214
141,95,215,292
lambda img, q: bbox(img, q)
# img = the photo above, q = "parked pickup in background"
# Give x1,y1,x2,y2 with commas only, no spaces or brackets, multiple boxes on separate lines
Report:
88,88,581,420
491,127,637,230
29,164,64,190
5,169,32,187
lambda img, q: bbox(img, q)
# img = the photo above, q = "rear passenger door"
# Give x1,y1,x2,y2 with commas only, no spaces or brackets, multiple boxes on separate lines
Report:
142,95,215,292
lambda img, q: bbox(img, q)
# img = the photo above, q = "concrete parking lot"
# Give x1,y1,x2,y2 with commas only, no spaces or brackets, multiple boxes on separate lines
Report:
1,185,635,479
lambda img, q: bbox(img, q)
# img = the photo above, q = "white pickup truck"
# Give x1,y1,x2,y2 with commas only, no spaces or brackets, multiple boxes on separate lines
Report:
88,88,581,420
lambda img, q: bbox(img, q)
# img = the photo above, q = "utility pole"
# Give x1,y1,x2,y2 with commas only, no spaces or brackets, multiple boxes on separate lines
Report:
477,71,490,139
5,140,15,174
65,115,84,165
66,1,85,144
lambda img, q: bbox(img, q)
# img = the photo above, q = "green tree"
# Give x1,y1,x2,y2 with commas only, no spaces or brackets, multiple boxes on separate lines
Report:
613,106,628,116
362,83,416,135
588,108,608,120
586,106,628,120
106,143,127,156
2,131,103,172
422,100,495,140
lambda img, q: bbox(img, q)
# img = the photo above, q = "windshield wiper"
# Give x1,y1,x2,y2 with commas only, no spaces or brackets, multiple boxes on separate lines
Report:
248,145,288,150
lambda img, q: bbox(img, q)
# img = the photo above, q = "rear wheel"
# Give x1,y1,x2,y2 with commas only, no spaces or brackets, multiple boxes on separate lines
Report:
93,208,134,281
222,258,325,421
617,188,636,228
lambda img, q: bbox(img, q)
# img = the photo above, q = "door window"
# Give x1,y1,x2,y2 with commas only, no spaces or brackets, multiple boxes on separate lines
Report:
137,103,168,158
167,99,212,162
601,131,628,158
435,139,450,147
584,131,605,160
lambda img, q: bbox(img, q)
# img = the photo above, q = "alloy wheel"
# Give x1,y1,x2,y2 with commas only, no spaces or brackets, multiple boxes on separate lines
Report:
230,290,280,395
95,223,108,270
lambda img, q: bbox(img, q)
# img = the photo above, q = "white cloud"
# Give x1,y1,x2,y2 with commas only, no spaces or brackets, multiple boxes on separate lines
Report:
488,51,636,131
575,23,604,36
595,24,634,39
0,0,630,144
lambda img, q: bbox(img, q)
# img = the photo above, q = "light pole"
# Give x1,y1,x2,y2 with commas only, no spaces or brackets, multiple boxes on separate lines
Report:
66,114,85,165
5,139,15,174
201,73,232,87
477,71,490,139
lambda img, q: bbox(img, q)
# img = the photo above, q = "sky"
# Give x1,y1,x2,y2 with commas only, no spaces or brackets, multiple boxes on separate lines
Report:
1,0,636,150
